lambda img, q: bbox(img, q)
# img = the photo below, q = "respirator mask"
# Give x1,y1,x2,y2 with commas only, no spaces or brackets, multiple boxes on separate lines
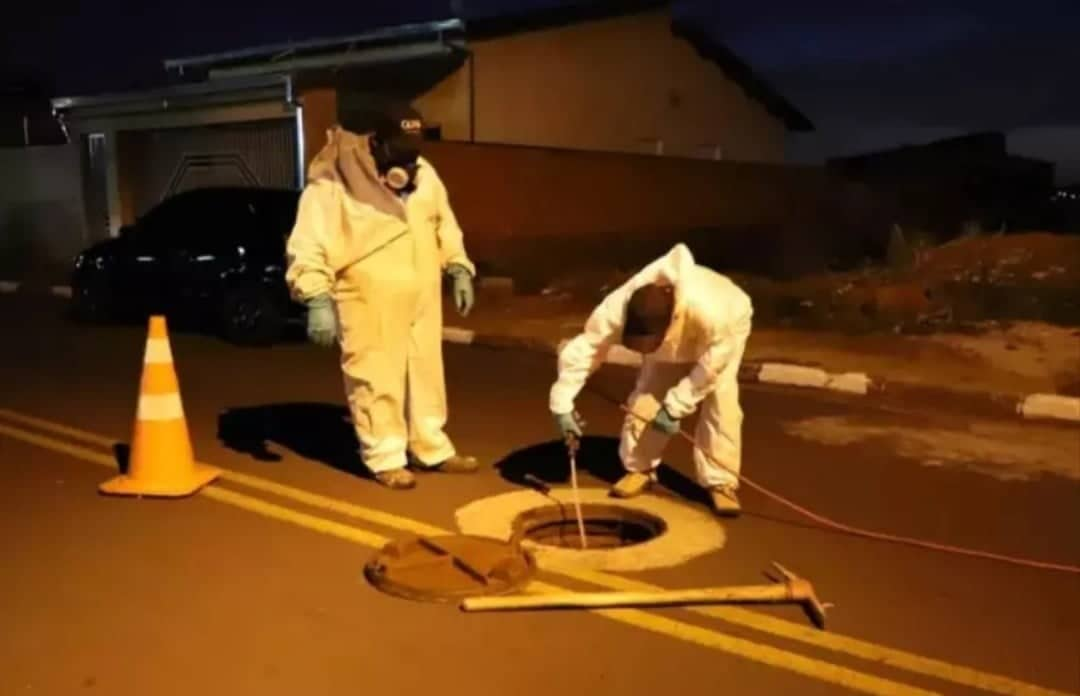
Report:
371,118,424,193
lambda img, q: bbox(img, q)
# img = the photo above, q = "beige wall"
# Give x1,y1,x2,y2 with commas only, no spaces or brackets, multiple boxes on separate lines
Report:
413,57,472,141
463,10,786,162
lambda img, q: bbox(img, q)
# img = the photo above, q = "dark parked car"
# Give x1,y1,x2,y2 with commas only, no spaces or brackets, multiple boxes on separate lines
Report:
70,187,304,345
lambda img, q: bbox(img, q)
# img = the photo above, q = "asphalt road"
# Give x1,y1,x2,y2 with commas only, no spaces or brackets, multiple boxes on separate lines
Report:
1,297,1078,696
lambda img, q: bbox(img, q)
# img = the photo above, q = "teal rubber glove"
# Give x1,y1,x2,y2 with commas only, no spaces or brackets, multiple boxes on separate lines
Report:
306,294,337,348
447,264,475,318
651,406,681,435
553,412,583,440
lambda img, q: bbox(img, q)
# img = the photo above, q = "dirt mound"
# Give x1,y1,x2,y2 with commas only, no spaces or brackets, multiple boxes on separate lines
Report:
530,232,1080,331
917,232,1080,288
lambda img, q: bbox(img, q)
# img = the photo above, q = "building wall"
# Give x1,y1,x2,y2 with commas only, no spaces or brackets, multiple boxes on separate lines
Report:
466,11,786,161
299,87,337,172
421,141,882,282
284,95,876,280
412,57,472,141
302,12,789,159
0,143,89,280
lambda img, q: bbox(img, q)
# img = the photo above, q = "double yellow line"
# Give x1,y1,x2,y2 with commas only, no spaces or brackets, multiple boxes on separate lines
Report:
0,408,1069,696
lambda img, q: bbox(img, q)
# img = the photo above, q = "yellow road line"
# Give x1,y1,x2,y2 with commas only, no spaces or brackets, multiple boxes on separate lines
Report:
550,567,1072,696
0,417,940,696
0,409,442,537
202,486,392,548
0,408,447,538
1,409,1072,696
220,469,447,537
0,409,118,447
0,420,118,468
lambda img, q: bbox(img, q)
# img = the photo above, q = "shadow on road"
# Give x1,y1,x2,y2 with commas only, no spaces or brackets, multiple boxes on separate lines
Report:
113,443,130,475
494,436,711,507
495,436,624,485
217,403,372,480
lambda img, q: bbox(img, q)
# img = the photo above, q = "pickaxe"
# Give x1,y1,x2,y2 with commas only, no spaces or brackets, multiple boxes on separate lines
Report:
461,562,832,630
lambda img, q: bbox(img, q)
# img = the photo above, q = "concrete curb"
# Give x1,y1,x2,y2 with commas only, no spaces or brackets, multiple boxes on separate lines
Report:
447,328,1080,425
1018,394,1080,422
5,280,1074,426
0,282,72,298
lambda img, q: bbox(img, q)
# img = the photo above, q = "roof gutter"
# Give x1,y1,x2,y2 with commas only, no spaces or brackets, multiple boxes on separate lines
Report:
207,41,461,81
165,18,465,74
51,74,291,116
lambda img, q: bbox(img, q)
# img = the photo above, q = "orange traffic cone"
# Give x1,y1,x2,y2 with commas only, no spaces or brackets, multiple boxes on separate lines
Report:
99,316,220,497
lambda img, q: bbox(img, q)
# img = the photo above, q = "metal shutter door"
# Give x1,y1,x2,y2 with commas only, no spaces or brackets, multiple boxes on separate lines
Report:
121,119,297,219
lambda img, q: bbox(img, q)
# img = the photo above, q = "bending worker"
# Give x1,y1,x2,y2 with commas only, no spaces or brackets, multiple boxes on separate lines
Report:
285,101,478,490
549,244,752,516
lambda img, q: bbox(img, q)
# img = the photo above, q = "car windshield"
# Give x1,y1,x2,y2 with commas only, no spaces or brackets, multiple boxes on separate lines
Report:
123,188,298,253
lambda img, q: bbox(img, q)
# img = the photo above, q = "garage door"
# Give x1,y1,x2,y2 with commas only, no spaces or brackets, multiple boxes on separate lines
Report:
119,119,297,219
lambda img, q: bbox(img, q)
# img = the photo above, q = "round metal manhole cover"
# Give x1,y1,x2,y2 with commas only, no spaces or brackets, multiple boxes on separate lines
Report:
364,534,536,603
513,503,667,550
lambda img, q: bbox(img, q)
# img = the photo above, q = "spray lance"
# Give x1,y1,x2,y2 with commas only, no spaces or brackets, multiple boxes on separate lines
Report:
564,411,589,549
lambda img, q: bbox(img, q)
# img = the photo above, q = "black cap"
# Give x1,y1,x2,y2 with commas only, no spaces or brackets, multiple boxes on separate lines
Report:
337,93,424,138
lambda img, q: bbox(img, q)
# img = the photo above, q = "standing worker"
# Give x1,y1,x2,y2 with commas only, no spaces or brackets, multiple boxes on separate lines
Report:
285,101,478,490
549,244,752,516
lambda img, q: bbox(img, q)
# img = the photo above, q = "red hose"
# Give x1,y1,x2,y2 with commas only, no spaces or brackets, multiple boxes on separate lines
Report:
599,393,1080,575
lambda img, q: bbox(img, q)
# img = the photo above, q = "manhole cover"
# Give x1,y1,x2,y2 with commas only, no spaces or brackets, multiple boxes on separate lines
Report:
513,503,667,550
364,534,535,602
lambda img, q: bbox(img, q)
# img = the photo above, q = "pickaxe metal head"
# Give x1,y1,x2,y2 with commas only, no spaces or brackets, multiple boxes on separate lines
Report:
765,562,832,630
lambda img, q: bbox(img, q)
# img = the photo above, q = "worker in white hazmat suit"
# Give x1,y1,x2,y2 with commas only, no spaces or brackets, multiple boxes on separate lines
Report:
549,244,752,516
285,102,478,490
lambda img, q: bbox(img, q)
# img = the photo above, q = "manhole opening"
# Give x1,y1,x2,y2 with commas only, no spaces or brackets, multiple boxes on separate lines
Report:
513,503,667,550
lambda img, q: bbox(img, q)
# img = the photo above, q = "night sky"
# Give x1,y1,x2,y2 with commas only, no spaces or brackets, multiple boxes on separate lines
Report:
4,0,1078,182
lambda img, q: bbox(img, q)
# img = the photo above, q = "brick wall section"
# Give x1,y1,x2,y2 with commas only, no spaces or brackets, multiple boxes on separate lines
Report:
292,88,883,282
421,141,885,281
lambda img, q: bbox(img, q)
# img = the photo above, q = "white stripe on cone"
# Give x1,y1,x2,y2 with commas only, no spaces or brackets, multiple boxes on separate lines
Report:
137,393,185,421
144,338,174,365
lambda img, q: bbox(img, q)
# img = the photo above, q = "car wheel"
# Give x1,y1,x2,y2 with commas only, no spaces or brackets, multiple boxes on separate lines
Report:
220,287,285,346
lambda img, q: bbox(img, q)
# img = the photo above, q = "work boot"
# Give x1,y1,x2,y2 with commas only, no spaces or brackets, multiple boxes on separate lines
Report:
412,454,480,474
710,485,741,517
610,471,655,499
375,468,416,490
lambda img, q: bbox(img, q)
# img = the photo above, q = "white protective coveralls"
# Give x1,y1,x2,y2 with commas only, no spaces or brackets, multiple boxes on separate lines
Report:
285,127,475,474
549,244,753,488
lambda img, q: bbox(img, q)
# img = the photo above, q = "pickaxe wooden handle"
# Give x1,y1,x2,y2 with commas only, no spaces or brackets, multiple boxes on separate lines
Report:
461,561,832,630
